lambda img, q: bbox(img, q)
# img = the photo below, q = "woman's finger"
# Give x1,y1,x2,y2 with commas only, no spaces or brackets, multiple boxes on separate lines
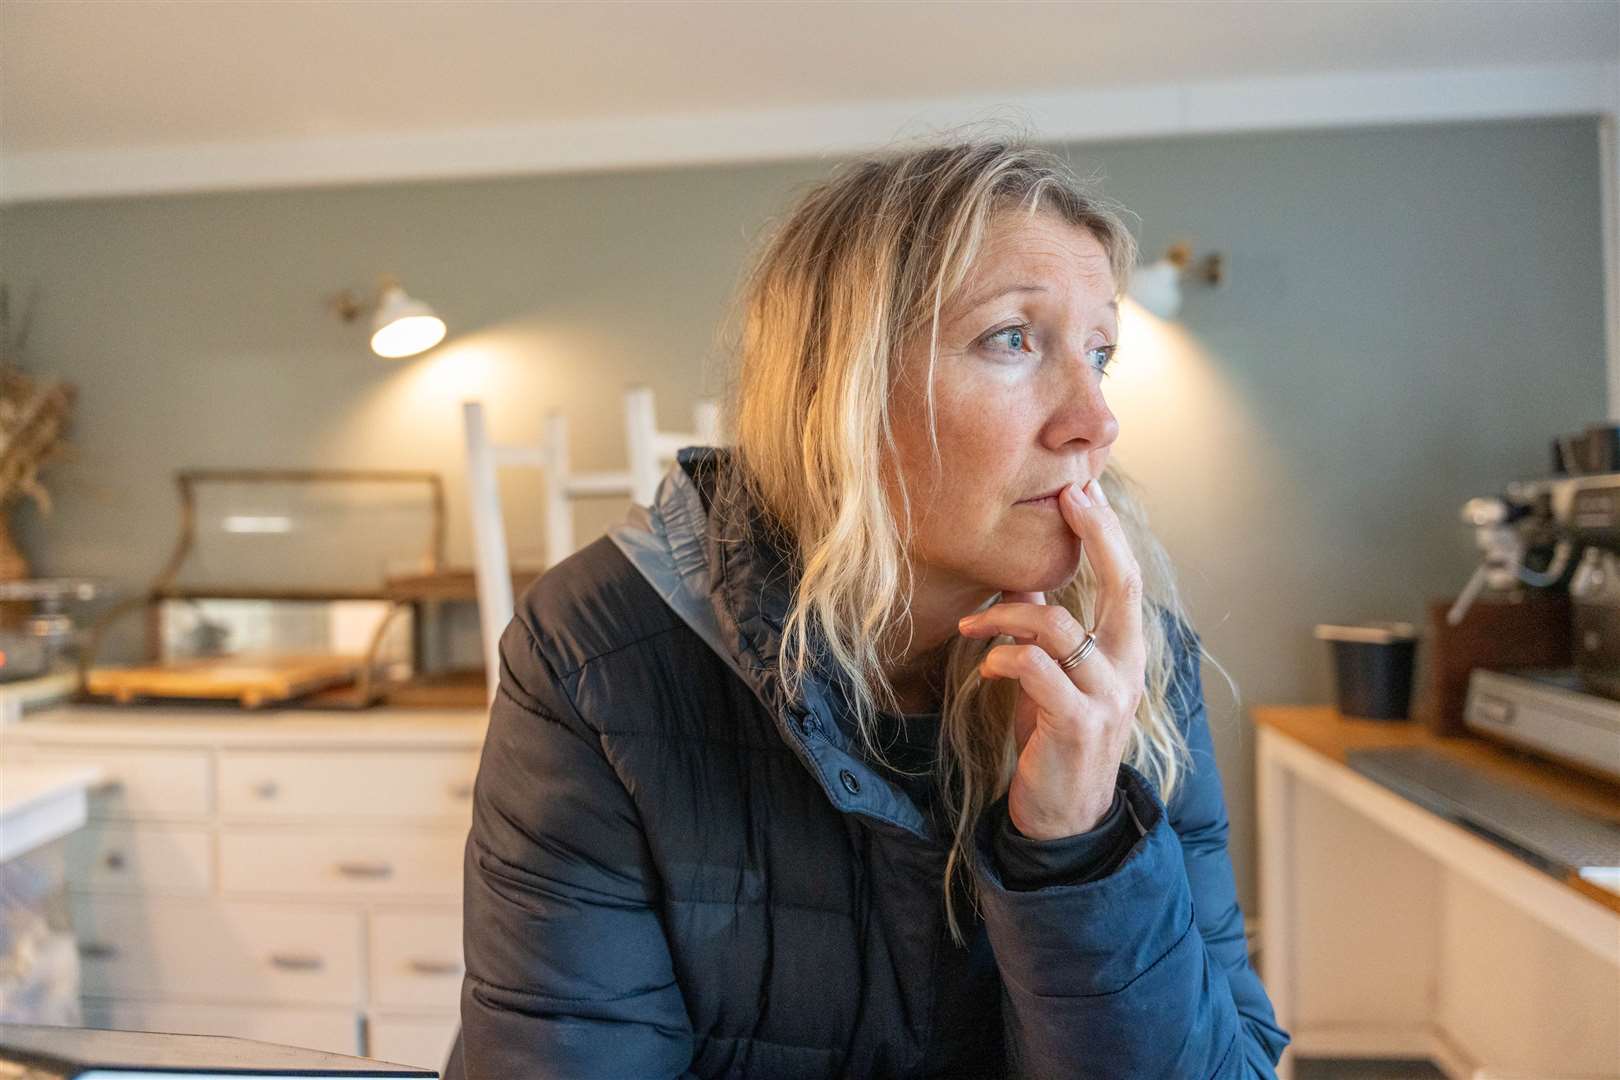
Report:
961,600,1115,695
978,642,1096,749
958,601,1088,658
1057,479,1145,662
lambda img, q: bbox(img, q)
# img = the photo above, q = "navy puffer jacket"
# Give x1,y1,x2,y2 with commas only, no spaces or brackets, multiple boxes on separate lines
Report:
448,446,1290,1078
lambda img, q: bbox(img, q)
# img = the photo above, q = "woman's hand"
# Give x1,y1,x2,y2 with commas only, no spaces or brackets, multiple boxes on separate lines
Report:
956,478,1148,840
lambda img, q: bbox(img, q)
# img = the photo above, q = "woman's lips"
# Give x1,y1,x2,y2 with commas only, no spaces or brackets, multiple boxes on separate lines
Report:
1017,483,1076,506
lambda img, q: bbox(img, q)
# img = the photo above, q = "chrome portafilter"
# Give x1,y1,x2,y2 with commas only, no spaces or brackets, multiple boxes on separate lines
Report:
1447,496,1574,627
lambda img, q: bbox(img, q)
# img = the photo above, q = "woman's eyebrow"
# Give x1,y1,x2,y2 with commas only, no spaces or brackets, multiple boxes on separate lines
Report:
962,282,1048,311
972,283,1049,307
960,284,1120,314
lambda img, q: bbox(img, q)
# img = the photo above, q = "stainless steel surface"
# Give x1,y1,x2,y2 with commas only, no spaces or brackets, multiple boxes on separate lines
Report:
1465,667,1620,781
1346,745,1620,876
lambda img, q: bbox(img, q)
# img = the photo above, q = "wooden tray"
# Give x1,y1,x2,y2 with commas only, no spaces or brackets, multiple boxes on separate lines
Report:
85,654,362,709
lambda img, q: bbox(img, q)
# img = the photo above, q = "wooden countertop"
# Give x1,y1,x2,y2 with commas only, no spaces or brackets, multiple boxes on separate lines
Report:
1253,705,1620,916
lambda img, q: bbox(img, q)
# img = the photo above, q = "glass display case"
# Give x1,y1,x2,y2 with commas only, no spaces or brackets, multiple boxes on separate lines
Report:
80,469,447,709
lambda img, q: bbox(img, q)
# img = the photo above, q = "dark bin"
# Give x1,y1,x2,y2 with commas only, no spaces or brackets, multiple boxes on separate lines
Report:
1314,622,1420,721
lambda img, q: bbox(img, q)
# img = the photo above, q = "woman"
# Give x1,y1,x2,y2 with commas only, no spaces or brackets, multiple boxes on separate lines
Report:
449,134,1291,1079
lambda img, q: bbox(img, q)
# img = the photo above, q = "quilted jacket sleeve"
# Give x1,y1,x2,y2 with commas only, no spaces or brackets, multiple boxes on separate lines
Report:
454,616,699,1080
970,612,1292,1079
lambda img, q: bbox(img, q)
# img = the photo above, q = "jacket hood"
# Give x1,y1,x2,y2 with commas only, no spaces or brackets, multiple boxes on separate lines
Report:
607,445,934,841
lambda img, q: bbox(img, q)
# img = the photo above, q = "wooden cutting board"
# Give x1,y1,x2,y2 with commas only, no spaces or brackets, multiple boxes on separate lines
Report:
86,654,362,709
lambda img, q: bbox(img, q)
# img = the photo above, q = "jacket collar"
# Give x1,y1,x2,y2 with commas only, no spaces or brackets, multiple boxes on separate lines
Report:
607,445,934,842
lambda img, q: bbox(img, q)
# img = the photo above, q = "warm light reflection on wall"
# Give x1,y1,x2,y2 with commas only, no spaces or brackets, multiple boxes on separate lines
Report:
1105,295,1291,542
309,323,551,475
388,336,504,404
1113,296,1178,389
1111,296,1229,467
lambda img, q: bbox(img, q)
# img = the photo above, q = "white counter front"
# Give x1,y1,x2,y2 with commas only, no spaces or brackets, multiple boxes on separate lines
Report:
1,761,104,863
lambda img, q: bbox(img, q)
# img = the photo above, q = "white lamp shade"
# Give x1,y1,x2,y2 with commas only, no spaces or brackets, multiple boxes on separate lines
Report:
1127,259,1182,319
370,284,447,358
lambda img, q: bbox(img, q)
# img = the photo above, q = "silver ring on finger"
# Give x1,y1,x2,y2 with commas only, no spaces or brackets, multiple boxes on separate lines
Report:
1057,630,1099,672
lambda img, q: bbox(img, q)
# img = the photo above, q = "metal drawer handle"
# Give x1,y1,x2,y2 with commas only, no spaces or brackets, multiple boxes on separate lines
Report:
269,952,325,972
407,957,464,977
253,779,279,799
103,850,127,871
79,941,119,960
336,859,394,879
448,780,474,800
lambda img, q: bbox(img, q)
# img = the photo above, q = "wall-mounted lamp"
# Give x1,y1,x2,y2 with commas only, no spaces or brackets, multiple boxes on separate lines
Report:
1127,242,1224,319
334,274,447,359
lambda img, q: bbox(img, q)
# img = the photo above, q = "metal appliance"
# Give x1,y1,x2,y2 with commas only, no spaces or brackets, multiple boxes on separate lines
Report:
1450,423,1620,783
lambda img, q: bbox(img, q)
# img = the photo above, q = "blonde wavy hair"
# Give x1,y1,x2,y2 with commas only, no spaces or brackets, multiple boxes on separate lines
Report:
717,127,1217,944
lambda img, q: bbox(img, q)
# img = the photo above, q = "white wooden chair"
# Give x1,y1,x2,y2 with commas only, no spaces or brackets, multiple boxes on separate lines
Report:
463,387,721,703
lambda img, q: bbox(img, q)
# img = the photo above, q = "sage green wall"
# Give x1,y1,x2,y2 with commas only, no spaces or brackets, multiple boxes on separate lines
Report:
2,117,1606,913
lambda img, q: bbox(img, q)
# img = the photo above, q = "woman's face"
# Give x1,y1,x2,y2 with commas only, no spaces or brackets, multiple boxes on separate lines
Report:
888,210,1122,604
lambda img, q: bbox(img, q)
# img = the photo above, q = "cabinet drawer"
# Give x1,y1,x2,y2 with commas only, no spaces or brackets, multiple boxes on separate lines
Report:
368,1012,459,1072
72,895,362,1006
82,998,361,1056
370,909,463,1010
29,747,210,820
219,826,464,899
218,751,477,821
65,823,212,895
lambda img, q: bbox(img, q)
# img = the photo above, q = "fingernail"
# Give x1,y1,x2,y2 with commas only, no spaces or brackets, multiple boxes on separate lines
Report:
1066,483,1092,509
1088,479,1109,507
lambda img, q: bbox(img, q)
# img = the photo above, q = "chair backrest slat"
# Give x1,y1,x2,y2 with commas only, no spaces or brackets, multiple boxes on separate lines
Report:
462,388,721,703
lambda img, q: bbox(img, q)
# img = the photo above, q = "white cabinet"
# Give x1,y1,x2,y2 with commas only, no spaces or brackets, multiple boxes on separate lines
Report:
2,705,484,1071
218,826,466,899
73,895,364,1005
369,1012,461,1074
370,909,464,1011
1256,714,1620,1079
368,909,464,1074
64,824,213,895
218,750,477,821
28,746,212,819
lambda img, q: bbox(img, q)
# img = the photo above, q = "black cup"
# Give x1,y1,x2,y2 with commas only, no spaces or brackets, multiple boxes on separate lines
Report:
1314,622,1419,721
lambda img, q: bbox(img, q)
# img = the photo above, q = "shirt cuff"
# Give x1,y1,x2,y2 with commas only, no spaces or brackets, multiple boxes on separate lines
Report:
993,782,1143,891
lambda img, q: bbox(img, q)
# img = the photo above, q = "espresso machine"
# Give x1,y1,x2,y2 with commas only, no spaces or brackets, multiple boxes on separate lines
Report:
1337,424,1620,902
1448,423,1620,783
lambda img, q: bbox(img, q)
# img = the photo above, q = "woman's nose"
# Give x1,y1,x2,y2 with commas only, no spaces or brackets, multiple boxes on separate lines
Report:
1049,359,1119,450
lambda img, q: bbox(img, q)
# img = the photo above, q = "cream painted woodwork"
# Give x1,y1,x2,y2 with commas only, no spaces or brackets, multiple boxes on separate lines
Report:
1256,708,1620,1080
2,704,485,1073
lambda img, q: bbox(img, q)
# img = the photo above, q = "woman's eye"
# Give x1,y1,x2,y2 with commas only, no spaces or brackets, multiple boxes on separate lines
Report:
982,326,1116,376
984,324,1028,353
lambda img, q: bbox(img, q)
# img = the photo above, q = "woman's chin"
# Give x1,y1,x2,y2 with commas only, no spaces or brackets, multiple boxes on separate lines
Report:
988,549,1083,597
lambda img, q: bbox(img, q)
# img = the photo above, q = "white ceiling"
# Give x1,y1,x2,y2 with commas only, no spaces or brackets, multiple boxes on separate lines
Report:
2,0,1617,200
